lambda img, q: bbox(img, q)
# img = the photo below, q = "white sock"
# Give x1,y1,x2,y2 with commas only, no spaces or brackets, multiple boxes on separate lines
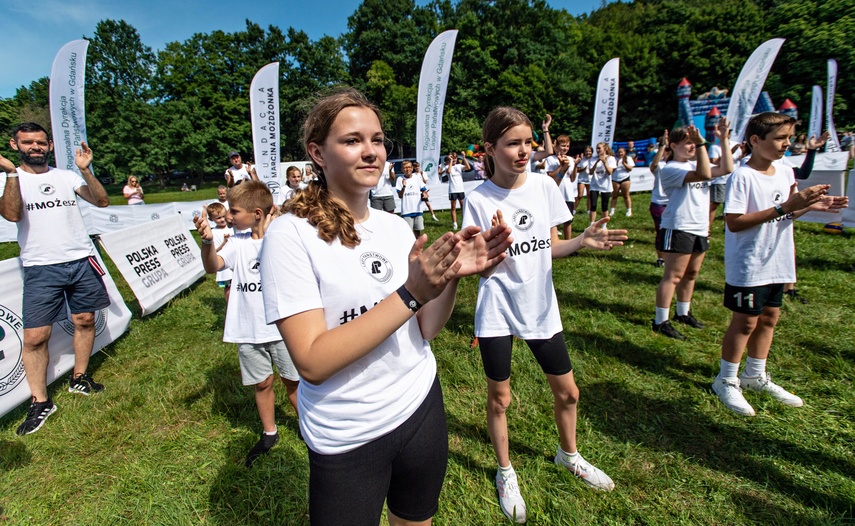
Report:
718,359,740,380
744,357,767,378
655,307,670,325
498,464,514,474
263,427,278,436
676,301,691,317
558,447,579,462
609,208,615,215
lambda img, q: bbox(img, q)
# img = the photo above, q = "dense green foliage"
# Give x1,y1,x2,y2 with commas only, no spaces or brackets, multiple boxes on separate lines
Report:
0,0,852,182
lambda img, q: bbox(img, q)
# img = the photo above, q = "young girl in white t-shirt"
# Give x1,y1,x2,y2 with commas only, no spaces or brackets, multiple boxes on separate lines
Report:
609,146,635,217
652,120,733,340
259,88,512,526
462,107,627,523
574,145,593,213
587,142,616,224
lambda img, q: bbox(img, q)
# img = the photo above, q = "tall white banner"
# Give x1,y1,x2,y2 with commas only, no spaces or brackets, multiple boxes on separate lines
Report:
250,63,283,203
825,59,841,153
809,85,823,140
417,30,458,185
98,216,205,315
726,38,785,144
591,58,620,148
49,39,89,175
0,250,131,419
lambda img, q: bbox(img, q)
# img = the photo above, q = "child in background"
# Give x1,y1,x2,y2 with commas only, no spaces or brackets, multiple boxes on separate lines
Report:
609,146,635,217
575,145,593,214
587,142,616,224
464,106,627,523
207,202,233,306
712,112,847,416
648,130,671,268
396,160,427,237
195,181,300,467
541,134,577,239
283,165,306,201
413,161,439,222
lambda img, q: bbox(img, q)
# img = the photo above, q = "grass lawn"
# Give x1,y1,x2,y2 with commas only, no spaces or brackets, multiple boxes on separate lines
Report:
0,191,853,525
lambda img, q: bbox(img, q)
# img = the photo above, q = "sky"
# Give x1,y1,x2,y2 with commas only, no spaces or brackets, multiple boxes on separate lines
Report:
0,0,611,99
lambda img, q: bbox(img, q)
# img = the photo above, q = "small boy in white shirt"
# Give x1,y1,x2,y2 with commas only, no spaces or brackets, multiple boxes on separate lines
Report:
396,160,427,237
712,112,848,416
207,202,233,305
195,181,300,466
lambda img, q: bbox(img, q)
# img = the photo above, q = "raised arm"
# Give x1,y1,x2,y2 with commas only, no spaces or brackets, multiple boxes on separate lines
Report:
73,142,110,207
0,154,22,222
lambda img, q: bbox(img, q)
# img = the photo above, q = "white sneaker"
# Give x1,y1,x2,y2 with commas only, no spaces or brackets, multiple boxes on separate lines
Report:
739,372,804,407
432,215,439,222
625,209,632,217
452,222,458,230
712,377,755,416
495,469,526,523
609,208,615,216
554,448,615,491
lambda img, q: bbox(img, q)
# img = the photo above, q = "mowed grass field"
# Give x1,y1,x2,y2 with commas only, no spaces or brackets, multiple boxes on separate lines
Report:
0,188,853,525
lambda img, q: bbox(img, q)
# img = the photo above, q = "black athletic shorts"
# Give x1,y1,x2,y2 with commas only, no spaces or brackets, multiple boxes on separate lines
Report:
723,283,784,315
656,228,709,254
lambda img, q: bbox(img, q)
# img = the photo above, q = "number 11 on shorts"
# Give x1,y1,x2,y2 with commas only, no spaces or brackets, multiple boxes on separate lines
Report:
733,292,754,309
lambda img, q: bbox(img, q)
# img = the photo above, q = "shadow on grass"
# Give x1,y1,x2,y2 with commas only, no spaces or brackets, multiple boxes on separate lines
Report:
583,379,855,519
184,362,299,438
207,435,310,525
0,439,31,470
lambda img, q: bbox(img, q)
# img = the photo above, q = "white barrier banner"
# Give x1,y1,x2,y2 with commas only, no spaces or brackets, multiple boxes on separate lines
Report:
825,59,841,153
98,216,204,315
591,58,620,148
417,30,458,185
251,63,283,204
0,249,131,419
49,39,90,175
809,85,823,140
843,169,855,228
726,38,785,144
787,152,849,224
80,201,178,235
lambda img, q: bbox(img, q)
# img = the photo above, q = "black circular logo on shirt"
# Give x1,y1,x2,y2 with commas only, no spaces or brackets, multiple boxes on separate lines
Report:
512,209,535,231
39,184,55,195
771,191,784,204
360,252,393,283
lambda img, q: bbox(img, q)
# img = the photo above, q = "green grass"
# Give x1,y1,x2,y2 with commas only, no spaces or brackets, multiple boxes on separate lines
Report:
1,191,853,525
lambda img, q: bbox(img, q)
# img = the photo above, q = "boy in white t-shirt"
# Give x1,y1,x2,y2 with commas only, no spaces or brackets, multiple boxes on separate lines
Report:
194,181,300,466
712,113,848,416
438,151,471,230
396,160,427,237
541,134,577,238
207,202,234,306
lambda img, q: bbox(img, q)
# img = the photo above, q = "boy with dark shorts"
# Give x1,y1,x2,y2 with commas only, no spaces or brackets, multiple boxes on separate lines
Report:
712,112,848,416
0,123,111,435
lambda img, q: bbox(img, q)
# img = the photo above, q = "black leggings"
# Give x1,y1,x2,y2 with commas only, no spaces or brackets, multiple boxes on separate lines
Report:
479,333,573,381
307,377,448,525
588,190,610,213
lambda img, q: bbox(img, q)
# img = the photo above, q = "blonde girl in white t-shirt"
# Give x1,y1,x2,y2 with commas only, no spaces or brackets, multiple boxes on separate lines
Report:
609,146,635,217
587,142,616,224
463,106,627,523
259,88,512,526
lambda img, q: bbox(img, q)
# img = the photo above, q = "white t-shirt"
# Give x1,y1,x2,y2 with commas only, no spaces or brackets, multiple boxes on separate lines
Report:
371,162,395,198
590,155,616,192
11,167,96,267
576,157,592,184
447,164,465,194
211,226,234,282
709,144,732,186
395,176,425,217
219,233,280,343
462,173,571,339
542,155,578,202
724,164,796,286
612,156,635,182
650,162,670,205
660,160,710,236
260,210,436,455
227,164,253,185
